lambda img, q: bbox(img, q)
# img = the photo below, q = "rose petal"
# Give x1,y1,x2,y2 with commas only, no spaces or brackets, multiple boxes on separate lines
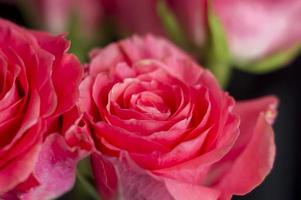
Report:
120,36,203,86
211,96,278,195
52,54,82,116
166,0,208,46
164,178,220,200
213,0,301,61
91,153,118,200
131,127,211,170
20,134,83,200
108,0,164,36
91,153,175,200
0,124,42,195
89,43,127,75
30,31,69,58
94,122,169,154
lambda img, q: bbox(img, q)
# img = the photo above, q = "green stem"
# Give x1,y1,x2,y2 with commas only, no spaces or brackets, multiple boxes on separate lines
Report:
74,158,101,200
76,171,100,200
208,61,232,88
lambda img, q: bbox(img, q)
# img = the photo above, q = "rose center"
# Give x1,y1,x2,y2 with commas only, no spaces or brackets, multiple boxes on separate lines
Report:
130,91,170,117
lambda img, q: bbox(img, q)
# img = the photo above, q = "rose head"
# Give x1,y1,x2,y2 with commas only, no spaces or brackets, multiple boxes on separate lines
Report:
0,19,89,199
105,0,301,66
80,35,278,200
101,0,165,36
213,0,301,62
31,0,103,36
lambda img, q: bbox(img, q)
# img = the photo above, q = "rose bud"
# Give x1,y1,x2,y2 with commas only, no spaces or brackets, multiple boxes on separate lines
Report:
79,35,279,200
209,0,301,72
24,0,103,35
19,0,104,60
101,0,165,36
105,0,301,73
0,19,91,199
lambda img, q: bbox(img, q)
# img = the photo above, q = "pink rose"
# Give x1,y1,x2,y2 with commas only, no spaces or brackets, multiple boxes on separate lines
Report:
162,0,208,46
100,0,207,46
0,19,90,199
105,0,301,64
102,0,165,36
25,0,103,38
212,0,301,62
79,35,278,200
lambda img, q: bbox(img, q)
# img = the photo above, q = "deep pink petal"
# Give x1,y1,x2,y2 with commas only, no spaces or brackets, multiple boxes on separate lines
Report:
52,54,82,116
131,127,211,169
211,96,278,195
0,123,42,195
94,122,169,154
164,178,220,200
91,153,118,200
30,31,69,57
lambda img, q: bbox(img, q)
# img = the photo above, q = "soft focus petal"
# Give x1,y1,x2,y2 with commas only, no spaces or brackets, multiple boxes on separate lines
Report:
103,0,164,35
213,0,301,61
166,0,208,46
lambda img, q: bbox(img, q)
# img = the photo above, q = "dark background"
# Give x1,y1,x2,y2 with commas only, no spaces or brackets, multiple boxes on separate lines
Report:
1,3,300,200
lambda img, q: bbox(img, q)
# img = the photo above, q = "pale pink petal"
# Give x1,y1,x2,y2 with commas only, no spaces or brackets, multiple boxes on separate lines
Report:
21,134,83,200
32,0,72,34
89,43,126,75
213,0,301,61
120,35,203,86
91,153,175,200
78,76,95,116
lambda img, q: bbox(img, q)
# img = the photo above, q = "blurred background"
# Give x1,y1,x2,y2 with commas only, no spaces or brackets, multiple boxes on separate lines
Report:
1,1,300,200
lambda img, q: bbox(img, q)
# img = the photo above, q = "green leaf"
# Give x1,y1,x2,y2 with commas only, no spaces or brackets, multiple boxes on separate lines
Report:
60,158,100,200
235,45,301,74
206,7,230,64
67,12,90,62
203,3,232,87
157,0,191,49
76,170,100,200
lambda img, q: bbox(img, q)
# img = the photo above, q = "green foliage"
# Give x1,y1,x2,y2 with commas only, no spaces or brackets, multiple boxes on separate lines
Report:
203,3,232,88
157,0,191,50
60,158,100,200
235,45,301,74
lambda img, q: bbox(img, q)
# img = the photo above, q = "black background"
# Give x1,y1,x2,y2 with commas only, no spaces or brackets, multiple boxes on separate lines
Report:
1,2,300,200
